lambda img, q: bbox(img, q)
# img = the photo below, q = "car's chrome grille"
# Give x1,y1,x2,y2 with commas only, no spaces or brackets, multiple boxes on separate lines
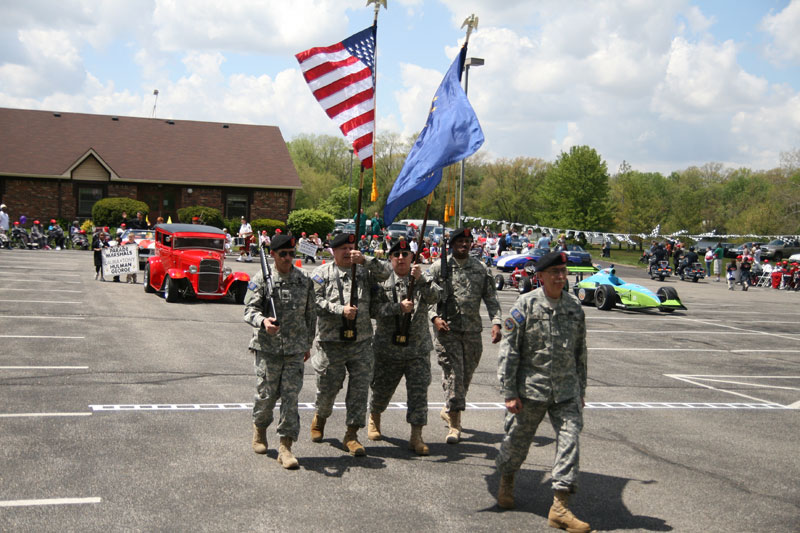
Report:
198,259,220,293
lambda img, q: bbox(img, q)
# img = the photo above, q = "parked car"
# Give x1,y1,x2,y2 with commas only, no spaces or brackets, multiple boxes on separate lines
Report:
144,224,250,303
554,244,593,267
760,239,800,262
431,226,454,243
729,241,766,258
118,228,157,270
386,223,409,240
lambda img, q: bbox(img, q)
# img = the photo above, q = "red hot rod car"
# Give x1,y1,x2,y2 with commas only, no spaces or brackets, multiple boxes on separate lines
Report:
144,224,250,303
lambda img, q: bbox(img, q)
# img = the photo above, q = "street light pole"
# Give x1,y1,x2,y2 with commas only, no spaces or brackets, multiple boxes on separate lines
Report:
347,149,354,214
459,57,483,228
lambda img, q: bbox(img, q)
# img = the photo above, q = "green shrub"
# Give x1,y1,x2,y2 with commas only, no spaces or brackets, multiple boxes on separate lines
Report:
251,218,287,236
287,209,335,237
91,198,149,227
176,206,225,228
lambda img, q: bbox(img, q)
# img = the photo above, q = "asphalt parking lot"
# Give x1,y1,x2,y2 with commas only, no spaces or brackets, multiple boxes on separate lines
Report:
1,249,798,532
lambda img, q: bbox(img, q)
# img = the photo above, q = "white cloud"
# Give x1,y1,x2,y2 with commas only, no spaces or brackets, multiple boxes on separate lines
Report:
761,0,800,65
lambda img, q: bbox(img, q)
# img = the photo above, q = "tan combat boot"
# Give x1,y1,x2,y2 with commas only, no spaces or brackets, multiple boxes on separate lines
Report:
342,425,366,456
440,407,450,425
277,437,299,470
497,472,515,509
367,412,382,441
446,410,461,444
408,424,429,456
252,423,267,454
310,413,326,442
548,490,592,532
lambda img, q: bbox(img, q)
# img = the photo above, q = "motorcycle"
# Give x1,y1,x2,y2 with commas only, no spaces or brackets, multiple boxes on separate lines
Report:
70,231,90,250
10,226,32,249
48,226,66,250
648,259,673,281
678,261,706,282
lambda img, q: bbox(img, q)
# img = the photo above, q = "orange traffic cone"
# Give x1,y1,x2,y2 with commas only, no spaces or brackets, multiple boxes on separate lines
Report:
295,259,302,268
322,260,326,265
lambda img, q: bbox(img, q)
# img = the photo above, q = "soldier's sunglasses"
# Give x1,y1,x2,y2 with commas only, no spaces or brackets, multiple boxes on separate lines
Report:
391,251,411,258
278,251,296,258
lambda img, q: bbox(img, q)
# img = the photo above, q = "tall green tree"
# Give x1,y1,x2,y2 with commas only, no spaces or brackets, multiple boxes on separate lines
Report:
609,165,670,235
476,157,548,223
538,145,612,230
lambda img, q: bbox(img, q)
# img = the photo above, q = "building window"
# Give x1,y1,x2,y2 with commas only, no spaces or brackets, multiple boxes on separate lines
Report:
77,186,104,217
225,192,248,220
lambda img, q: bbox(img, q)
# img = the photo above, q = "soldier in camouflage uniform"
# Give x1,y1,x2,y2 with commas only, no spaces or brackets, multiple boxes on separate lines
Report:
367,239,441,455
309,232,391,456
495,251,591,533
427,228,502,444
243,234,316,469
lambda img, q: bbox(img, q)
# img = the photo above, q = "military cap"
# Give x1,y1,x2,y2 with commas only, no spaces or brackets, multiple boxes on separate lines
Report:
535,250,568,272
388,239,412,255
331,232,357,248
270,233,295,251
449,227,473,246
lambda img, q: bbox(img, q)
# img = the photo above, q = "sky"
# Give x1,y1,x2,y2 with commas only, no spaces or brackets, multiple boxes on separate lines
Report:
1,0,799,175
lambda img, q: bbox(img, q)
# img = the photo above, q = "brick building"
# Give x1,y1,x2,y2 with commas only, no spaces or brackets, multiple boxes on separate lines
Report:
0,107,300,224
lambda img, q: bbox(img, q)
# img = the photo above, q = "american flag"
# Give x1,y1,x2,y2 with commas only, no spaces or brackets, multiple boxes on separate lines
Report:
296,26,376,169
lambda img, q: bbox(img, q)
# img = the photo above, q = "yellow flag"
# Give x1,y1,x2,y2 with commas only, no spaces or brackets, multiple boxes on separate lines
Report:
370,167,378,202
167,216,172,224
146,214,151,226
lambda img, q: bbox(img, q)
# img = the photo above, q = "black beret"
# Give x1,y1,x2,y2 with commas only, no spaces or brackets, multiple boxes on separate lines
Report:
270,234,295,251
331,232,357,248
449,227,472,246
535,250,568,272
388,238,411,255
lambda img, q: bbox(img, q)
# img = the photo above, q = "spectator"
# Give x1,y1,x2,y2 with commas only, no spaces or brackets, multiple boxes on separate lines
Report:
222,228,233,254
704,247,714,276
0,204,9,236
753,244,762,265
124,232,138,284
602,239,611,258
726,259,739,290
713,243,724,282
536,233,551,250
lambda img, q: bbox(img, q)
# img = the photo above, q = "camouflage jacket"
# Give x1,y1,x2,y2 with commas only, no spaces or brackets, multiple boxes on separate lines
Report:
311,257,391,343
371,271,441,359
243,267,316,354
427,255,503,332
497,287,587,403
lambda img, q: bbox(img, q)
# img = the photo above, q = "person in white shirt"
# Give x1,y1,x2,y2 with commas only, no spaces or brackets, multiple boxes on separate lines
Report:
409,238,418,255
0,204,9,235
238,217,253,262
222,228,233,254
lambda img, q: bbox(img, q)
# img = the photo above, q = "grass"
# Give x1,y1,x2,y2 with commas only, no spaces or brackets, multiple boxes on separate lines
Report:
588,245,648,269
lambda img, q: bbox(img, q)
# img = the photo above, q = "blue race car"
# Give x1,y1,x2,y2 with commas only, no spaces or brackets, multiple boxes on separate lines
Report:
573,267,686,312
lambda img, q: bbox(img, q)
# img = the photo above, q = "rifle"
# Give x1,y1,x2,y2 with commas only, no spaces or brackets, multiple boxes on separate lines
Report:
394,193,434,346
259,242,279,326
341,166,366,342
436,233,450,323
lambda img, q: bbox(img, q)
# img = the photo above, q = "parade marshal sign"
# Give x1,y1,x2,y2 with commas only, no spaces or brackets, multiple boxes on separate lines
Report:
297,240,318,258
103,244,138,276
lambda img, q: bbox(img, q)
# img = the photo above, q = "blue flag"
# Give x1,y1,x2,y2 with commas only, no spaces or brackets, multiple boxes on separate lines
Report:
383,47,484,225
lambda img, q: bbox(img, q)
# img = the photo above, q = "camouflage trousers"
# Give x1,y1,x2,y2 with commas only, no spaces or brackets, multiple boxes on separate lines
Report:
434,330,482,412
495,396,583,492
369,354,431,426
252,349,305,441
312,339,373,428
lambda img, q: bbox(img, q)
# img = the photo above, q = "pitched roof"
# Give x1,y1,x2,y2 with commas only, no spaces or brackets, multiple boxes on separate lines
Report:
0,107,300,189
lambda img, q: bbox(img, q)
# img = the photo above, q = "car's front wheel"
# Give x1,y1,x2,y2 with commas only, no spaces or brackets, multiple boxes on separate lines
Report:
164,275,180,303
594,284,615,310
143,264,156,293
495,274,504,291
234,281,247,305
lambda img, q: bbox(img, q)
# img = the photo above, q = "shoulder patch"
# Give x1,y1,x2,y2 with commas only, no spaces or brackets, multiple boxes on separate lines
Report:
312,274,324,284
247,281,258,291
511,308,525,325
504,317,516,331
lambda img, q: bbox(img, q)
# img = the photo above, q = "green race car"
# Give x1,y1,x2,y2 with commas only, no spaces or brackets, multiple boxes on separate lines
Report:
573,267,686,312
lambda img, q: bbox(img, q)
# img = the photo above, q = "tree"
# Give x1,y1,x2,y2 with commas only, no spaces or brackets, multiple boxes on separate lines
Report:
287,209,335,237
538,146,612,231
609,165,669,235
476,157,548,223
318,186,357,219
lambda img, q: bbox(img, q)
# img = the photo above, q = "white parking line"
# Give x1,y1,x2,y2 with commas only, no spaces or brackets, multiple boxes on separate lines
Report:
0,315,85,320
676,316,799,342
0,366,89,369
0,412,91,418
590,348,800,353
0,335,84,339
0,288,82,293
0,279,81,284
88,401,790,411
0,272,81,277
587,330,779,335
0,497,101,508
0,265,83,272
0,300,83,304
664,374,797,405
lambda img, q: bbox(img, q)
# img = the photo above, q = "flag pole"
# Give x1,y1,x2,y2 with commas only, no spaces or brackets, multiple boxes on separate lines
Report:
368,0,387,203
395,191,433,345
457,14,479,226
342,164,367,342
